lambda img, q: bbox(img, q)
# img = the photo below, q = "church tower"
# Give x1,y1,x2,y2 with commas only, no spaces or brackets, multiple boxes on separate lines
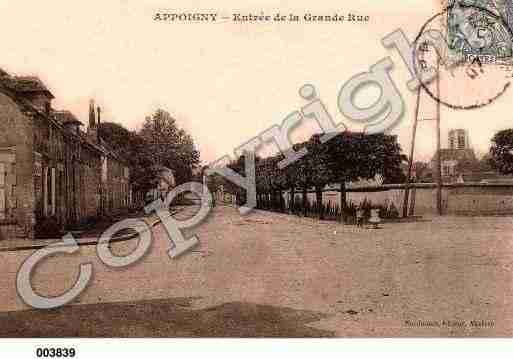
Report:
448,129,469,150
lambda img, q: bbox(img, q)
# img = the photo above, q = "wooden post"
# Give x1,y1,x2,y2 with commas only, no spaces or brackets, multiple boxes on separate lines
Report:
402,86,421,217
408,186,417,216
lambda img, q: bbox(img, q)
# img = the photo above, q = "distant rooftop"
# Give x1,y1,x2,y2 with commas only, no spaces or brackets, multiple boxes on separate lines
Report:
52,110,83,126
438,148,477,162
430,148,479,166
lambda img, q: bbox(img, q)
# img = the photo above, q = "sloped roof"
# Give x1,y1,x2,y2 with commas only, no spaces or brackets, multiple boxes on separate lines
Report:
0,73,41,114
52,110,83,126
11,76,54,99
432,148,478,162
1,70,128,164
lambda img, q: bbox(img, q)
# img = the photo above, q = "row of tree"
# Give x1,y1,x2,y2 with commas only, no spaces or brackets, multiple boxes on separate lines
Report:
98,108,513,207
207,132,407,211
98,109,200,195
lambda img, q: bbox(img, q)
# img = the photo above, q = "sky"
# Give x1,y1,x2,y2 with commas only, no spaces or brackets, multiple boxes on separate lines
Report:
1,0,512,164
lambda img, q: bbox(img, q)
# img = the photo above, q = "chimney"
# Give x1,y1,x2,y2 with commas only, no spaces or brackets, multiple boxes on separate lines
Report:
87,99,100,144
89,99,96,128
97,106,101,144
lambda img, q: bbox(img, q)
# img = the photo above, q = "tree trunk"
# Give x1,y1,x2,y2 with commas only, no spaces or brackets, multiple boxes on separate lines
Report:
302,188,308,217
290,187,295,213
339,182,346,223
315,186,323,220
278,190,284,212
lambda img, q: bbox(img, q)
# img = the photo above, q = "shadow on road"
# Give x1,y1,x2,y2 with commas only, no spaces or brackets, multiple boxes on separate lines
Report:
0,297,334,337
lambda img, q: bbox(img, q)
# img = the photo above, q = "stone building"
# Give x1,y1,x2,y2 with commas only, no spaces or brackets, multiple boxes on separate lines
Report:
0,69,132,240
429,129,479,182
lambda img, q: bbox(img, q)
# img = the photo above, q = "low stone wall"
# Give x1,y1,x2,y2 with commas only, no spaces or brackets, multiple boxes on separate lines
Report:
345,187,442,215
445,185,513,215
286,184,513,216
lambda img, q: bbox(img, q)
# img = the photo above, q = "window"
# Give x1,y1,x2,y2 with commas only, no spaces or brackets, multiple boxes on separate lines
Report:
45,101,51,116
458,135,465,149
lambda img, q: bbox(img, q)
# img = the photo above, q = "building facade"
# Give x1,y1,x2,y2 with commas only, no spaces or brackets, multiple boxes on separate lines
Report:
429,129,479,182
0,70,132,240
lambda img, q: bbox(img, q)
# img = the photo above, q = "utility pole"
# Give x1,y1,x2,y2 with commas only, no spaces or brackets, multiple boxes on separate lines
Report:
436,57,443,215
404,40,444,217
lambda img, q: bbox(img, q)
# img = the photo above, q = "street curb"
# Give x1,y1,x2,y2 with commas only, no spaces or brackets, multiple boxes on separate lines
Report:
0,218,162,253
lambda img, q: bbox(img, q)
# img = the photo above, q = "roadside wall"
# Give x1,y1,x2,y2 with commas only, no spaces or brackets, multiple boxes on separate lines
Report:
289,184,513,216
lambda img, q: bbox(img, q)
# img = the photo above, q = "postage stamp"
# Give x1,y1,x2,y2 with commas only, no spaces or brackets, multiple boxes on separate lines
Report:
446,0,513,61
413,0,513,109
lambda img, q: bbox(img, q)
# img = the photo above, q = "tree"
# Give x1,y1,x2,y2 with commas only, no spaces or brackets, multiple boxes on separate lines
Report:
98,121,155,194
412,161,430,182
323,131,406,209
138,109,200,185
268,155,287,211
97,110,201,195
378,134,407,184
477,153,494,173
301,135,333,218
98,122,135,154
274,152,298,213
255,156,278,209
490,129,513,174
289,141,311,215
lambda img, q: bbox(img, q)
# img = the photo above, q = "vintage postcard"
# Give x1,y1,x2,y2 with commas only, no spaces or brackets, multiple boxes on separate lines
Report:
1,0,513,355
